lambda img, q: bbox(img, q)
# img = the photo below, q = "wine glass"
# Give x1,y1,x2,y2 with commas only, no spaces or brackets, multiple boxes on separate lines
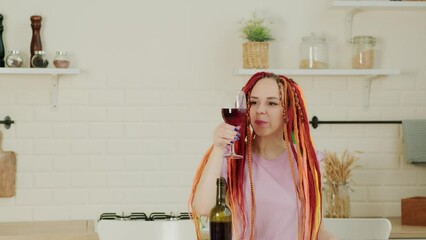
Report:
221,90,247,159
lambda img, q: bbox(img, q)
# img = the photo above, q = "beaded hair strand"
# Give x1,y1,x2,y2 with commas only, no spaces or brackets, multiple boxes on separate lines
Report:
189,72,322,240
277,75,323,239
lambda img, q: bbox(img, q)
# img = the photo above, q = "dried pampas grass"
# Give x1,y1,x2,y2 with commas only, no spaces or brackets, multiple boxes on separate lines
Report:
322,150,359,218
323,150,358,185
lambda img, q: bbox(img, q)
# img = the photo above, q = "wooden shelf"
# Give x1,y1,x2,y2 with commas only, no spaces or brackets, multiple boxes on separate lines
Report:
237,68,400,76
0,67,80,111
332,0,426,8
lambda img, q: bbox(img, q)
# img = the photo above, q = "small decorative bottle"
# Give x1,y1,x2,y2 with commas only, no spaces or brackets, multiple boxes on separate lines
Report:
0,14,5,67
53,51,70,68
30,15,43,68
6,51,24,68
31,50,49,68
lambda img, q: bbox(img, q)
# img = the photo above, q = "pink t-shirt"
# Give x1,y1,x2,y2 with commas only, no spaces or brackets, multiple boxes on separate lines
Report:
221,150,322,240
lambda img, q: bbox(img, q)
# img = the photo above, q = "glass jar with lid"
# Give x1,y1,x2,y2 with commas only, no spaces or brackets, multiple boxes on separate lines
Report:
31,50,49,68
53,51,70,68
299,33,329,69
351,36,376,69
6,50,24,68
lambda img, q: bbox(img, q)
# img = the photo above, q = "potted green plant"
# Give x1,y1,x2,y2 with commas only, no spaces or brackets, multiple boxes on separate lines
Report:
240,13,274,69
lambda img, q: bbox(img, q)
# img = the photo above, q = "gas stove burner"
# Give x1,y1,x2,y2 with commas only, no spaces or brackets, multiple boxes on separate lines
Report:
129,212,149,220
178,212,191,220
99,212,191,221
99,212,148,221
149,212,191,221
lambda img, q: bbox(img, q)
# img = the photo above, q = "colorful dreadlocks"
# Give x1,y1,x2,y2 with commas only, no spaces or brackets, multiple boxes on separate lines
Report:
189,72,322,240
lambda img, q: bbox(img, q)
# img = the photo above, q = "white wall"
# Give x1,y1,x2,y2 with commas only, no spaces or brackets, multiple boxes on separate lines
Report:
0,0,425,222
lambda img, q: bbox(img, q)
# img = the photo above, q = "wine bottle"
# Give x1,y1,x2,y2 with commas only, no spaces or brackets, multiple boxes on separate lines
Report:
210,177,232,240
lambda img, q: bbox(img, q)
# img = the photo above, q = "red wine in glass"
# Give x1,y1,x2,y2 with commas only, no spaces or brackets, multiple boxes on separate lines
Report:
221,108,246,126
221,108,246,159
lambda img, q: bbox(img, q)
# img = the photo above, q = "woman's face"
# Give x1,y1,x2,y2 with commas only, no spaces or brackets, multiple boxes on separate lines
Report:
249,77,285,139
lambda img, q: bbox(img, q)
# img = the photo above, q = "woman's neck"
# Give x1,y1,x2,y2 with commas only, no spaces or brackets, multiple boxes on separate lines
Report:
252,136,286,160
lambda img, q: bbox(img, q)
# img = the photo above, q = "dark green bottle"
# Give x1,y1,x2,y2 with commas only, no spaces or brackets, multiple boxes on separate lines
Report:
210,177,232,240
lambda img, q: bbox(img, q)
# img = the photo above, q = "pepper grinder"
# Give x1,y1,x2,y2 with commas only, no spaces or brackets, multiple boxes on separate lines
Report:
0,14,5,67
30,15,43,68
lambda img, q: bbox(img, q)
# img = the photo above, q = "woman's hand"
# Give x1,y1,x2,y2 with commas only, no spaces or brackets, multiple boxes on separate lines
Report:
213,123,240,149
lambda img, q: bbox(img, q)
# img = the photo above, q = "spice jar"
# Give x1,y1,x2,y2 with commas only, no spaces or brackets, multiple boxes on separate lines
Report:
299,33,329,69
351,36,376,69
53,51,70,68
31,50,49,68
6,50,24,68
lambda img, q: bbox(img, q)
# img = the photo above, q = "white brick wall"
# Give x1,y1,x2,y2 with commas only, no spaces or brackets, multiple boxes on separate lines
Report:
0,0,425,222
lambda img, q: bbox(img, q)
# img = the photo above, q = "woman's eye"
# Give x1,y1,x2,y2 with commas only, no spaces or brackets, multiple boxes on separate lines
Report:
269,102,278,106
249,100,257,105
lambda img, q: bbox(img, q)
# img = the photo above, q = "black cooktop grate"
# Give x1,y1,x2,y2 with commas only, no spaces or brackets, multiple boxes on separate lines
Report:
99,212,191,221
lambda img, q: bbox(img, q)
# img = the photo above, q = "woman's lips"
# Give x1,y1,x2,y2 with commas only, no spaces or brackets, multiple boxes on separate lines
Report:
255,120,268,126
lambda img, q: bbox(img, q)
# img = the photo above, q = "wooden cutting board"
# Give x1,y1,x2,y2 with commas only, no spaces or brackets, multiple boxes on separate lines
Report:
0,130,16,197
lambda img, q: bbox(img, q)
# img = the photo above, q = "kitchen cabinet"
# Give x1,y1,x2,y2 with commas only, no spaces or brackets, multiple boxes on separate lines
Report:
0,68,80,111
237,68,400,110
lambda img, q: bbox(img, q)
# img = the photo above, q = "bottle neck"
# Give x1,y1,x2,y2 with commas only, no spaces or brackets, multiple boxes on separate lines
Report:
216,183,226,206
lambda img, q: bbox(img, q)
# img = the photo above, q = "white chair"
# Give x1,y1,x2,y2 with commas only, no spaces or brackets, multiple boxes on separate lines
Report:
322,218,392,240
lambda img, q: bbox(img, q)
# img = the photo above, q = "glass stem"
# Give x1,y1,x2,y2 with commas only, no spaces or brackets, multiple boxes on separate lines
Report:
230,143,236,155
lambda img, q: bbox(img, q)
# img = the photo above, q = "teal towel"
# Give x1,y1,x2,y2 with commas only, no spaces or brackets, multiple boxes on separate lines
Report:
402,119,426,163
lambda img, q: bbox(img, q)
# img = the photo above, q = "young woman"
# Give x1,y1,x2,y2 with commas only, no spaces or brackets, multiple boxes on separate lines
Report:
189,72,336,240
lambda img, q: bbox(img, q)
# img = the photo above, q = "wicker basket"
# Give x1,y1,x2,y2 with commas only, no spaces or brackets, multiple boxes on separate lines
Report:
243,42,269,69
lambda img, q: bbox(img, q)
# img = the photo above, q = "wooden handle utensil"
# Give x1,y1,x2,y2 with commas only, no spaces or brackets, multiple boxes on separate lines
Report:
0,130,17,197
